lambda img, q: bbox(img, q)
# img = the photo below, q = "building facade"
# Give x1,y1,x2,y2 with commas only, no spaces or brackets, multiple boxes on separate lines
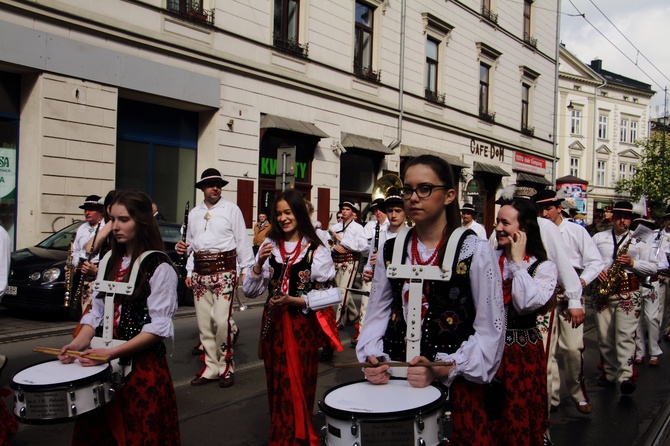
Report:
556,46,654,218
0,0,560,247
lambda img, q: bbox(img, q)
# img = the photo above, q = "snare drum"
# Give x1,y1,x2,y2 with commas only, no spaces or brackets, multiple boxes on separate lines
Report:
12,360,114,424
319,379,448,446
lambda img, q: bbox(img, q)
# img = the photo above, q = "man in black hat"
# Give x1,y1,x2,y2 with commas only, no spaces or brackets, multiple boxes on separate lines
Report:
69,195,105,315
460,202,487,240
535,189,603,414
176,168,255,387
592,201,658,395
329,201,368,331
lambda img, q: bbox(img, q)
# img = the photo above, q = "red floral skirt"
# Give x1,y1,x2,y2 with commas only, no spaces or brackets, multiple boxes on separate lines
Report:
0,387,18,446
72,350,180,446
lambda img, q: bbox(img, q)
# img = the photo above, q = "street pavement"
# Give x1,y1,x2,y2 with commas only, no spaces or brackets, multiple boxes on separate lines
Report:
2,294,670,445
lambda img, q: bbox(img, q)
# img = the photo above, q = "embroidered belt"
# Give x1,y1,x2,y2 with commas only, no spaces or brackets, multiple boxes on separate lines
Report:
659,269,670,278
616,274,639,293
332,250,359,263
504,327,541,347
194,250,236,275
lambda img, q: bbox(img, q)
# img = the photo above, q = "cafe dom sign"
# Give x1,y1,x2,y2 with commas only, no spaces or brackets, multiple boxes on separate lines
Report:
470,139,505,162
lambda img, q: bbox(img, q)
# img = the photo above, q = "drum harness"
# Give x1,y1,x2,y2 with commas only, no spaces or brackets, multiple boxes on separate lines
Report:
384,226,470,442
91,250,163,386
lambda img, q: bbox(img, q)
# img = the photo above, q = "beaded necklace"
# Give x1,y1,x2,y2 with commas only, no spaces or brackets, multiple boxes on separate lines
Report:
278,239,306,293
410,231,445,266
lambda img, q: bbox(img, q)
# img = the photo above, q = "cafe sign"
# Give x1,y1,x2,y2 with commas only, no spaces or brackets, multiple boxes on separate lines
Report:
470,139,505,162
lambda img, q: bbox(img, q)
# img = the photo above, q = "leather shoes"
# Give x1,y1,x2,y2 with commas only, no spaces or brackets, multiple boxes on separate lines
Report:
620,379,636,395
575,401,592,414
649,356,660,367
191,376,217,386
220,372,234,388
634,357,643,365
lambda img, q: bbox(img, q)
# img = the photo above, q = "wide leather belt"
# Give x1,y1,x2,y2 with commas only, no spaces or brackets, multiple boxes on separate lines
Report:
194,250,236,275
660,269,670,278
332,250,359,263
650,274,660,282
617,274,639,293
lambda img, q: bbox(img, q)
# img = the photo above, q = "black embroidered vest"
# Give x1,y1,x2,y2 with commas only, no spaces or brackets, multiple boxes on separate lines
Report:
268,243,333,315
96,251,174,357
383,229,477,361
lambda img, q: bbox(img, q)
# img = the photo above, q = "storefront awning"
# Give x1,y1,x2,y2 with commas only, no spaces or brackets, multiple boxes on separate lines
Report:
341,133,394,155
399,145,469,168
473,161,510,176
260,114,329,138
516,172,552,185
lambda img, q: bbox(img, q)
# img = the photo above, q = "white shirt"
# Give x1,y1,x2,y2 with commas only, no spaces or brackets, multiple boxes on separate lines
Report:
81,256,178,339
243,237,340,311
489,217,583,308
356,233,505,386
363,227,401,272
363,218,390,242
556,218,604,287
0,226,10,296
72,220,104,267
331,219,368,254
499,253,558,315
592,229,658,276
185,198,255,276
463,220,487,240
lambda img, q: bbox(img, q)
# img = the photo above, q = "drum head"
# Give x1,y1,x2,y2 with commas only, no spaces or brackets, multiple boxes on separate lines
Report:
319,378,446,421
12,360,109,390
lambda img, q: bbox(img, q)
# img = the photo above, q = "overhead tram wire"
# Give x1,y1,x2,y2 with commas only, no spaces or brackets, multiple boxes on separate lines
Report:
566,0,668,97
585,0,670,86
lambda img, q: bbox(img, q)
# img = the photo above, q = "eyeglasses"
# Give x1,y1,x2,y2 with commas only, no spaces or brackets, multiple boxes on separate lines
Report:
401,185,449,199
336,216,343,220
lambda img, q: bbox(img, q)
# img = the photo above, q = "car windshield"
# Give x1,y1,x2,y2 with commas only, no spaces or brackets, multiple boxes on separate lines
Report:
36,222,81,251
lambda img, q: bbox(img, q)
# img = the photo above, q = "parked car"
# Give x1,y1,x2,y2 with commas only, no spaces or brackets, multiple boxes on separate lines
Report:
2,221,193,318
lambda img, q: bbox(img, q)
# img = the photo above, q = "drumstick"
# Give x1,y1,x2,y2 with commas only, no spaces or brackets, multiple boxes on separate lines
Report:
334,361,455,368
33,347,110,362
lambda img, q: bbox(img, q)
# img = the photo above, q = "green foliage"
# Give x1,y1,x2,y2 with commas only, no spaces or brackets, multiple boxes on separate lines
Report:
615,133,670,217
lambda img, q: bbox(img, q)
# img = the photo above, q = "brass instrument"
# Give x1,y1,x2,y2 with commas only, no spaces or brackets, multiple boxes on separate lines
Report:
597,228,633,297
371,174,403,202
72,222,101,312
63,233,76,307
370,175,404,274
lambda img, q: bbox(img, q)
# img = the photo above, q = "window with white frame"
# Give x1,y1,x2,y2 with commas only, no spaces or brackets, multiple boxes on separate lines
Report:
619,163,626,180
598,114,608,139
476,42,501,121
273,0,307,57
620,118,629,143
571,110,582,135
479,63,491,116
425,38,438,96
570,157,579,177
521,83,530,130
422,14,453,105
629,164,636,178
597,160,606,186
630,121,638,142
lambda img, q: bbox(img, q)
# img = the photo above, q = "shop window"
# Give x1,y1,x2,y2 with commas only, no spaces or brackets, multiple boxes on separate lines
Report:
116,99,197,222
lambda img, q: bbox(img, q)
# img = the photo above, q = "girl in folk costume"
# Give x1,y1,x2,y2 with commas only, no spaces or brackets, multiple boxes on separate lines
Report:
59,190,180,446
492,191,557,446
356,155,505,446
243,189,342,446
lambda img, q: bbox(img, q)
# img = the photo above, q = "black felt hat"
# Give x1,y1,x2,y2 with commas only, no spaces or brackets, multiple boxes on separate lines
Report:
79,195,103,210
195,168,229,188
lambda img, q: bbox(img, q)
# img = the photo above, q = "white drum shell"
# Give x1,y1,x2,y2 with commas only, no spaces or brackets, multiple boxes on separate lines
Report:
12,360,114,424
319,379,445,446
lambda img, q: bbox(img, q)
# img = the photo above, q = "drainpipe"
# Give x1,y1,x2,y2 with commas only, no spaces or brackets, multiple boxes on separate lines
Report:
590,73,607,216
551,0,561,185
388,0,406,151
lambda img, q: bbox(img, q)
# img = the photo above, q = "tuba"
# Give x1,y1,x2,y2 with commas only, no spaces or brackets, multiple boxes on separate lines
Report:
597,228,633,297
372,174,403,203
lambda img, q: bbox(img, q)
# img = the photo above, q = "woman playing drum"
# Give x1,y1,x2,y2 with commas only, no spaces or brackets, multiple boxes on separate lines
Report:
59,190,180,446
356,155,505,445
243,189,342,445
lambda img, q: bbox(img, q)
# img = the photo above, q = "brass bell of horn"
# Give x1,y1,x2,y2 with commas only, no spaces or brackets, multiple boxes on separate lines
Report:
372,174,403,202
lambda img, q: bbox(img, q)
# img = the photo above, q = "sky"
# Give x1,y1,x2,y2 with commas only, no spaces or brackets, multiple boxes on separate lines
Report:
559,0,670,117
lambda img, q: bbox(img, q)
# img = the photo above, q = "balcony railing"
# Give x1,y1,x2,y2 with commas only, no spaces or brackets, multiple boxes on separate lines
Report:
479,109,496,123
425,89,446,105
521,124,535,136
481,5,498,24
353,62,382,84
166,0,215,26
523,33,538,48
273,36,309,59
